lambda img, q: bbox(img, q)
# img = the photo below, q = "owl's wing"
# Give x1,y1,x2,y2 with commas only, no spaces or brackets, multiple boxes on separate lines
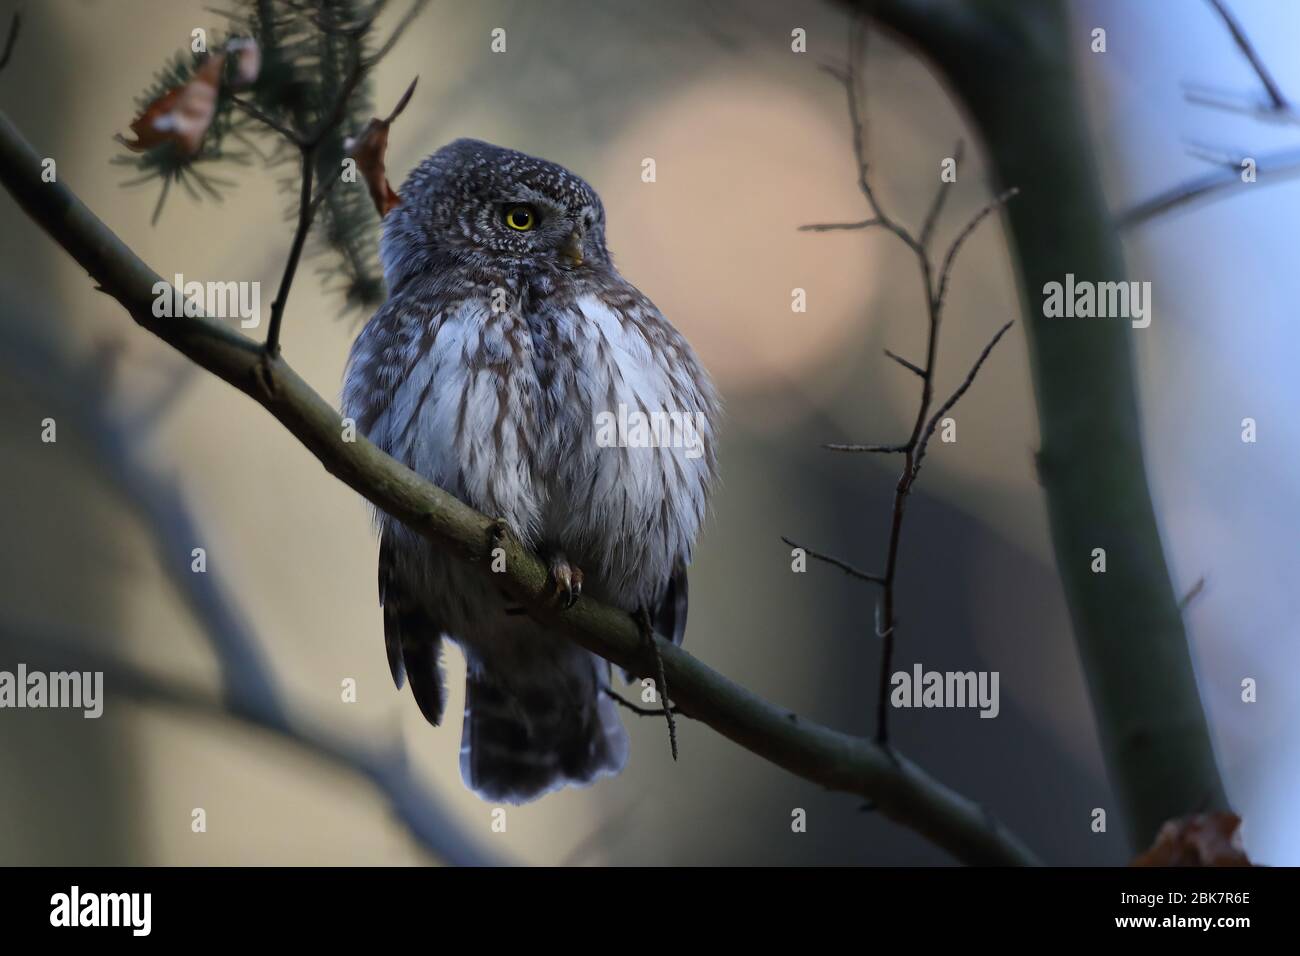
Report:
378,529,447,725
651,561,689,648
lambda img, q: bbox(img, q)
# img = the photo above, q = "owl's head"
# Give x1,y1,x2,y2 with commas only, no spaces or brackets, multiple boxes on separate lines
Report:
381,138,611,291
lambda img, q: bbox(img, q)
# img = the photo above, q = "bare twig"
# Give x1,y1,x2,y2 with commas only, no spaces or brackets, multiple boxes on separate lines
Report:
798,219,881,232
0,319,499,866
798,20,1016,746
852,0,1231,853
822,442,907,454
1205,0,1288,113
262,5,425,355
264,149,316,356
1120,1,1300,229
0,107,1040,867
1179,576,1208,611
919,139,964,250
782,536,886,586
636,605,678,760
230,94,305,146
883,348,925,377
604,687,682,717
935,187,1019,313
1182,83,1300,125
365,0,429,67
912,321,1015,479
3,619,504,867
1117,146,1300,229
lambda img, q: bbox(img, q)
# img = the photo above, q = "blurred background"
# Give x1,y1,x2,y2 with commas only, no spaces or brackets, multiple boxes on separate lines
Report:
0,0,1295,865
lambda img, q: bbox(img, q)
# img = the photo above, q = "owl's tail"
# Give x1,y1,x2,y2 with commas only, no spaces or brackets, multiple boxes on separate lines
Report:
459,651,629,804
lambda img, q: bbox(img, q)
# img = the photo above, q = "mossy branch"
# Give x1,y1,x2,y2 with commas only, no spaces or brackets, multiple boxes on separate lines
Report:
0,107,1039,867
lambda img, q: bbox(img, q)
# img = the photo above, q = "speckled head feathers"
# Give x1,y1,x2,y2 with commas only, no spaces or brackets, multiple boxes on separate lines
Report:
381,138,611,290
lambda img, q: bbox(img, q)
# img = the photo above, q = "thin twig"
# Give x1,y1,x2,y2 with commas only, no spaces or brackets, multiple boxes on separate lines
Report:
935,187,1019,314
4,619,503,867
810,19,1018,747
264,148,315,355
263,10,424,355
912,321,1015,479
1181,83,1300,125
884,348,925,377
365,0,430,67
0,11,19,74
636,605,678,760
822,442,907,454
1122,1,1300,229
919,139,964,250
0,318,499,867
1179,576,1208,611
782,536,885,585
1117,146,1300,229
604,687,682,717
230,94,304,146
798,219,881,232
0,86,1041,867
1205,0,1289,113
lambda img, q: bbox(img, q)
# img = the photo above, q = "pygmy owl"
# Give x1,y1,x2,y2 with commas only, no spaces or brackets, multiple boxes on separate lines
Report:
342,139,719,803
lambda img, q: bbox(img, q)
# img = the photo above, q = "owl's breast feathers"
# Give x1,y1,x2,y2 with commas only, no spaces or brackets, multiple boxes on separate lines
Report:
342,271,719,610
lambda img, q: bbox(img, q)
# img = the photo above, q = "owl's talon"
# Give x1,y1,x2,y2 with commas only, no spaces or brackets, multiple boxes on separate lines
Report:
489,517,510,545
547,554,583,609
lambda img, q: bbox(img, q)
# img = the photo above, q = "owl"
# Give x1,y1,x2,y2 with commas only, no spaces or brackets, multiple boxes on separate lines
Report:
342,139,719,803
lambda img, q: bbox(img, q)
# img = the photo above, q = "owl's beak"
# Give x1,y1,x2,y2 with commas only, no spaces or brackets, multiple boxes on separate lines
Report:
560,229,584,268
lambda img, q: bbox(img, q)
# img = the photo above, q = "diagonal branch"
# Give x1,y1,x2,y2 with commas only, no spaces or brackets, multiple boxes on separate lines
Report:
1117,145,1300,229
781,536,886,585
822,442,907,454
798,218,881,232
261,1,426,355
919,139,964,250
1205,0,1289,114
935,186,1019,313
0,318,499,867
912,320,1015,479
1,621,505,867
0,107,1039,868
883,348,925,377
1119,1,1300,229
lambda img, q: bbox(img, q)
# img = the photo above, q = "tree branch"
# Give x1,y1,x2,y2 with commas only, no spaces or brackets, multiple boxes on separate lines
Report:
781,536,886,585
0,107,1039,867
849,0,1230,850
919,138,964,250
1,621,505,867
1118,1,1300,229
0,317,500,867
1205,0,1288,114
1117,145,1300,229
796,21,1015,747
912,320,1015,479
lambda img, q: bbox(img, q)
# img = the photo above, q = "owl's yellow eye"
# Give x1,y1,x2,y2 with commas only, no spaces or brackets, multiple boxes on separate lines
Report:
504,205,536,231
